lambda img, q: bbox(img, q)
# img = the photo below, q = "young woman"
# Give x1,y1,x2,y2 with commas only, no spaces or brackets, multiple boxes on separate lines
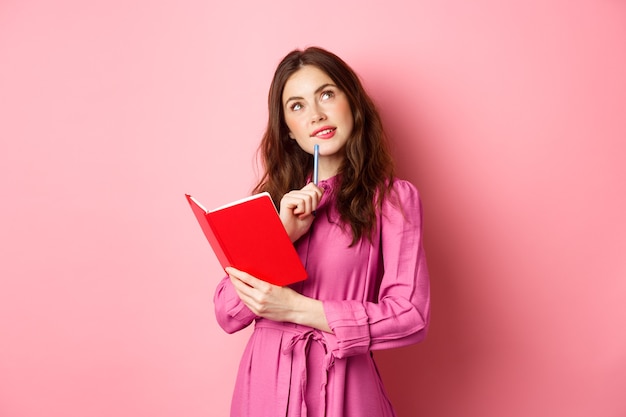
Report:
214,47,430,417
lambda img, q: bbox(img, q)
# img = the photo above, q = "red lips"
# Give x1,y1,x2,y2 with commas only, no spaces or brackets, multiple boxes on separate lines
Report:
311,126,336,139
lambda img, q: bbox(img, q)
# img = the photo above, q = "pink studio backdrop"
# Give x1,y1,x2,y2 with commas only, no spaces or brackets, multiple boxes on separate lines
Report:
1,1,625,416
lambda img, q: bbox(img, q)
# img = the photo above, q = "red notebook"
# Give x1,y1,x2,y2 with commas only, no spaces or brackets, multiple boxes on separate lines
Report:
185,192,307,286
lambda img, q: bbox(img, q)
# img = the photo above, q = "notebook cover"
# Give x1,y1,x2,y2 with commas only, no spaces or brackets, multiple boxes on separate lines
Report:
186,193,307,286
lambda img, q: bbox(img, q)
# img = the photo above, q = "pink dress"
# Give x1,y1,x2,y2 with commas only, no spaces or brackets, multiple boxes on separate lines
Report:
214,177,430,417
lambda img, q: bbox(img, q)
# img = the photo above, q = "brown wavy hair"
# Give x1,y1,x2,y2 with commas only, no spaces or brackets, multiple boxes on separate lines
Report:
253,46,395,245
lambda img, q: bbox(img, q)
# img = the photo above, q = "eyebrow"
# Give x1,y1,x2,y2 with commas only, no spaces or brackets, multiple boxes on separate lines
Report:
284,83,337,105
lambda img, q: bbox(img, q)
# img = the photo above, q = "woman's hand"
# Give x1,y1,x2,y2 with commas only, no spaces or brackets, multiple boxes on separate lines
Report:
279,183,324,242
226,267,331,333
227,266,298,322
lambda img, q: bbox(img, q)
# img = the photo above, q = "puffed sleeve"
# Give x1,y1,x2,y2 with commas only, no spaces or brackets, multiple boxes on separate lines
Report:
213,275,257,334
322,180,430,359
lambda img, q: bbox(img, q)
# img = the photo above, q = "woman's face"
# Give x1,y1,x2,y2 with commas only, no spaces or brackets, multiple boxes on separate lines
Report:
282,65,354,176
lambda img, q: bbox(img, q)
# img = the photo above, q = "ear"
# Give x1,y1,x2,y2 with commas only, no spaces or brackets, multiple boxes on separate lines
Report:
288,132,295,139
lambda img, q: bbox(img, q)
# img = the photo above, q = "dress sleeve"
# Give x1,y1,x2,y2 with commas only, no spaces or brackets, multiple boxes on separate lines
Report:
322,180,430,359
213,275,257,334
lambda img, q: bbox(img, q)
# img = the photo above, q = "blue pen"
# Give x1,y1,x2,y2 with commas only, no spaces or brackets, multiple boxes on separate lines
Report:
313,144,319,186
313,144,319,217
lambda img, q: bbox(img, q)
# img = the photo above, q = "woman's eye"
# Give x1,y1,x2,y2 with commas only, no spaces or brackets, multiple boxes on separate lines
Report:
290,103,302,111
321,90,334,100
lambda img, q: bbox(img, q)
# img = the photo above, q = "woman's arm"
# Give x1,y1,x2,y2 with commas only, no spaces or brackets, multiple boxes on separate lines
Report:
213,275,257,334
214,182,324,333
322,180,430,358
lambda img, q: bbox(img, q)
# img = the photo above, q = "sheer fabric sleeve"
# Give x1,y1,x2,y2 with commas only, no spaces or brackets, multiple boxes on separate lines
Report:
322,180,430,359
213,276,257,334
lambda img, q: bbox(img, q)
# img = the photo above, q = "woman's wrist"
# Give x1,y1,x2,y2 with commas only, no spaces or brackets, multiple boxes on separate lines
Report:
290,295,332,333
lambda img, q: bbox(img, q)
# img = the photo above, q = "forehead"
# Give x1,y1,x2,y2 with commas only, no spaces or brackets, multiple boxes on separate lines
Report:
282,66,334,101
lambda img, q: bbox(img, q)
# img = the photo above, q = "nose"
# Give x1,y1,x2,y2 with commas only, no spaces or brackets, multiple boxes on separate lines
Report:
311,103,326,123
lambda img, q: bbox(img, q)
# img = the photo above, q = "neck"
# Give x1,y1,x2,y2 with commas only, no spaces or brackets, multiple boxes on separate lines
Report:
317,155,342,181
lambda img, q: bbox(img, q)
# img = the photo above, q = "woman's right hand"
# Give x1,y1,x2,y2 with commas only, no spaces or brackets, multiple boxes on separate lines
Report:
279,183,324,242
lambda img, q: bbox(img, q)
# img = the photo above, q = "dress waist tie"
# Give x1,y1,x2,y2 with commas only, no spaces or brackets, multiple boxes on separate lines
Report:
255,319,335,417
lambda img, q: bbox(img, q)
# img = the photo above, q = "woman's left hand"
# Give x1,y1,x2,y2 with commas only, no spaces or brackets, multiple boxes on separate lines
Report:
279,183,324,242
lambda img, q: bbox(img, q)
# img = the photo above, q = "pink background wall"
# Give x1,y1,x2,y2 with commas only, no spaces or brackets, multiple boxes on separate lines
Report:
1,1,625,416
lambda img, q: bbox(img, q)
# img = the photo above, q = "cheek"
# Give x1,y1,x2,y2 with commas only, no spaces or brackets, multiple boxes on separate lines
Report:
284,116,303,136
340,103,354,129
282,115,293,131
337,99,353,121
